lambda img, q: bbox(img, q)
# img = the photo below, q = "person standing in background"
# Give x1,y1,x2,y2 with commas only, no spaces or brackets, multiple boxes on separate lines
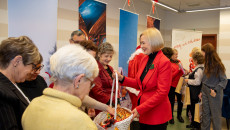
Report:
187,47,200,119
127,44,145,130
69,30,86,44
200,43,227,130
162,47,185,124
185,51,204,130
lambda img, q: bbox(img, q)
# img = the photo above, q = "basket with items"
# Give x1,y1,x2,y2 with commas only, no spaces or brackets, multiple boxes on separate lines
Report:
94,73,133,130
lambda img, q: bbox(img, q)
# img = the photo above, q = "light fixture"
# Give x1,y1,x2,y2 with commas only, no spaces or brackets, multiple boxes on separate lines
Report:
153,1,178,12
186,6,230,13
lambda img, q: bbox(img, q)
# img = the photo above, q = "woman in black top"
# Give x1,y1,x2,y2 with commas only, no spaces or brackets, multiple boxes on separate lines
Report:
0,36,40,130
18,54,47,101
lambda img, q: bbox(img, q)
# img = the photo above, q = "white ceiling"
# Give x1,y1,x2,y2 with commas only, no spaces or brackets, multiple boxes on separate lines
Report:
141,0,230,12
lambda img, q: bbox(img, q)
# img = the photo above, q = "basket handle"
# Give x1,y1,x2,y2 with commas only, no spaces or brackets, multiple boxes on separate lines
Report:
109,72,119,119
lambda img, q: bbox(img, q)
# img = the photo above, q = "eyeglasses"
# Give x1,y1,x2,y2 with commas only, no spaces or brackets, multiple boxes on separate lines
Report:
71,39,81,44
85,77,95,89
32,63,44,72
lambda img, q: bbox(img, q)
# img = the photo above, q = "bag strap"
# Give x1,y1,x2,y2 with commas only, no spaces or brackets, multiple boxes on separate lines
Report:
109,72,118,119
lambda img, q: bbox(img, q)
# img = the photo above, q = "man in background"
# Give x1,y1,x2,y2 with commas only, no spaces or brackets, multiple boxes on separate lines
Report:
69,30,86,44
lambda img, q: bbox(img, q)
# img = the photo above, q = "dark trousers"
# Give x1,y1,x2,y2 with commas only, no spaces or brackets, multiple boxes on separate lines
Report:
187,105,191,117
168,86,183,118
130,121,140,130
190,99,200,128
140,122,168,130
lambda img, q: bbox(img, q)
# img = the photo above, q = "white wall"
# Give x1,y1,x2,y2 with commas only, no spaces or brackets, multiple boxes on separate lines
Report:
219,9,230,78
162,10,220,47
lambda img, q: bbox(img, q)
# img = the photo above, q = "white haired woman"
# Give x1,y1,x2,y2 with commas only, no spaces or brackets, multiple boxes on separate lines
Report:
0,36,40,130
22,44,99,130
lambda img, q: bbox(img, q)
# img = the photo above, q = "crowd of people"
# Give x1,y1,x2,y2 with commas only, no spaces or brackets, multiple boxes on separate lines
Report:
0,28,228,130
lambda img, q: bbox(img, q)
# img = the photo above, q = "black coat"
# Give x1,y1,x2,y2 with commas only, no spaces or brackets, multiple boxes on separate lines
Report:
0,72,29,130
17,75,47,101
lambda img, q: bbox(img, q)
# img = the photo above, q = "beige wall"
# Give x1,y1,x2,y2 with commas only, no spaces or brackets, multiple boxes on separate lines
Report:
219,9,230,78
57,0,78,49
0,0,8,42
162,10,220,47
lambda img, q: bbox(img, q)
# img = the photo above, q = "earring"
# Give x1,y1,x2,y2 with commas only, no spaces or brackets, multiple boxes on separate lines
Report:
74,84,79,89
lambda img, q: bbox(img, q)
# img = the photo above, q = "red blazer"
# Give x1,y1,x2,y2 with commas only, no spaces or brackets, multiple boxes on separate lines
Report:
171,62,183,87
128,53,145,110
89,61,118,104
121,50,172,125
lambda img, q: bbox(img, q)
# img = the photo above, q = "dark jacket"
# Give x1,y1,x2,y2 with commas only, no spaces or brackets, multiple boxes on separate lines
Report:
0,72,29,130
17,75,47,101
89,61,119,104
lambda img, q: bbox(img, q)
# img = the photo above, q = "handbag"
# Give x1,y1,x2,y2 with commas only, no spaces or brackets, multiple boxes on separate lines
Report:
194,101,202,123
184,86,191,105
175,77,184,94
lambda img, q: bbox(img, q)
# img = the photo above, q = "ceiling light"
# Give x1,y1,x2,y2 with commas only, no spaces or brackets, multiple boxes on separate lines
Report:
153,1,178,12
186,6,230,13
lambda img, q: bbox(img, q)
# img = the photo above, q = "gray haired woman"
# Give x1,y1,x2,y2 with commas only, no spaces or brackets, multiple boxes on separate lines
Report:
22,44,99,130
0,36,40,130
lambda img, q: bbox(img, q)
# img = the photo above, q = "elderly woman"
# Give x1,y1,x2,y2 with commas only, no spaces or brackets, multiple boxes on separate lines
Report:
89,42,119,110
17,54,47,101
0,36,40,130
115,28,172,130
22,44,99,130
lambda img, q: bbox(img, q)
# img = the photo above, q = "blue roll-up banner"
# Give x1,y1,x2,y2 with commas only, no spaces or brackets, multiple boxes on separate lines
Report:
119,9,138,76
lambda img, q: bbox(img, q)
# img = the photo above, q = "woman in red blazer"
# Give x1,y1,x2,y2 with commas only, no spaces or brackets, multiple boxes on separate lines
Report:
89,42,118,107
162,47,185,124
115,28,172,130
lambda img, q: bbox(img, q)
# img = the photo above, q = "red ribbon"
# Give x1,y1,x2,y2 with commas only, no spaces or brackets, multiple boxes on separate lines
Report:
128,0,130,6
152,2,155,14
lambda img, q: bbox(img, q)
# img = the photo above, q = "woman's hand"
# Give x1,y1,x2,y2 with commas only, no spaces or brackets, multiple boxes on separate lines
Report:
184,69,189,75
184,79,189,83
112,70,124,81
106,106,115,115
131,108,140,120
198,92,202,100
210,89,216,97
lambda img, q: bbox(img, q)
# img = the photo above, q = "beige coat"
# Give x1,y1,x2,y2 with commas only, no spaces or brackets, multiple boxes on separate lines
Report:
22,88,97,130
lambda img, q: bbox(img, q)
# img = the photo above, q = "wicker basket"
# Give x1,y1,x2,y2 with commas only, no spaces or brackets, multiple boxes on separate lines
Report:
94,73,133,130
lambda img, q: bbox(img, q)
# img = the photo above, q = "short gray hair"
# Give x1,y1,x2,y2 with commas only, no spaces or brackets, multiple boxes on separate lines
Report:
50,44,99,83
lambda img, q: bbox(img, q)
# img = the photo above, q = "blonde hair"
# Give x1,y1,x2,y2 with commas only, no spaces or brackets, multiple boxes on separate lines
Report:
172,48,178,53
0,36,40,69
142,28,164,52
189,47,200,57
